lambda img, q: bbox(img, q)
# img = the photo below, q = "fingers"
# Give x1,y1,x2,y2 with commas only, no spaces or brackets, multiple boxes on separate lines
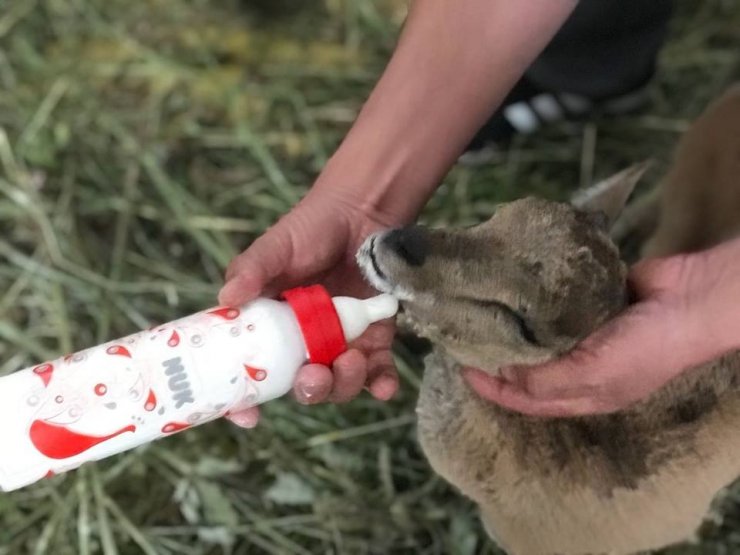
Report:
227,355,368,428
495,338,615,403
352,322,398,401
291,347,397,405
293,364,333,404
219,228,294,306
499,304,663,401
328,349,368,403
498,347,599,401
293,350,371,404
461,306,658,416
462,369,608,417
366,349,398,401
226,406,261,429
464,297,701,417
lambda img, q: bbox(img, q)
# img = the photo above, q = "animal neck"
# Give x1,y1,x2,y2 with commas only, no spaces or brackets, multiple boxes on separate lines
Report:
458,353,739,495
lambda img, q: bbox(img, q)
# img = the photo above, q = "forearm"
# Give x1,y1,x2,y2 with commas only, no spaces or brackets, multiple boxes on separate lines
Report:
315,0,578,224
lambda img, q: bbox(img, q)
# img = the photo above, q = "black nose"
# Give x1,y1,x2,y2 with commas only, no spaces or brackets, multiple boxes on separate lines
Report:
383,226,429,266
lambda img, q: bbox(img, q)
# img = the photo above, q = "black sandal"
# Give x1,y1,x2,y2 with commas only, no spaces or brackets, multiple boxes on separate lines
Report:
459,76,652,166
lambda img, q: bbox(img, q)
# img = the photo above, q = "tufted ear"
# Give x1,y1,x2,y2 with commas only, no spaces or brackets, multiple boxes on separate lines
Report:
571,161,651,230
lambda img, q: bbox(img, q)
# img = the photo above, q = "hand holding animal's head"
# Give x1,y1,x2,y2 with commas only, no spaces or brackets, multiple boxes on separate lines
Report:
358,164,647,370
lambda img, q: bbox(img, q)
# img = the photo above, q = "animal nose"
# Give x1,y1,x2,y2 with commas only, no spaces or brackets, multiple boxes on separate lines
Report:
383,226,429,266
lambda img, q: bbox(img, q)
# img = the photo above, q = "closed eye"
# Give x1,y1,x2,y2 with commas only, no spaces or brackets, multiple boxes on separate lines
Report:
463,297,541,346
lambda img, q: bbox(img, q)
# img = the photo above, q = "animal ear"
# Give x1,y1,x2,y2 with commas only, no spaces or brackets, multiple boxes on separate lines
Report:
571,161,651,229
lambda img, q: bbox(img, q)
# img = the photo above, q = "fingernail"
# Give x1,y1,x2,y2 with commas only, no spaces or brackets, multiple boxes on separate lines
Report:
296,383,317,404
226,411,259,429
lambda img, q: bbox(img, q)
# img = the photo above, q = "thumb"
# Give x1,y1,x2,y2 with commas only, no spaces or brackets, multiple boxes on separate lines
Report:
219,225,294,306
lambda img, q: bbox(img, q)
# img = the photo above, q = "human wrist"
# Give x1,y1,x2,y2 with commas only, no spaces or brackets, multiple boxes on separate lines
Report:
311,136,431,228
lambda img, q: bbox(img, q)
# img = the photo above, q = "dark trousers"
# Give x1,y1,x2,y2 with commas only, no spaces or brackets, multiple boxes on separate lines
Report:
526,0,673,98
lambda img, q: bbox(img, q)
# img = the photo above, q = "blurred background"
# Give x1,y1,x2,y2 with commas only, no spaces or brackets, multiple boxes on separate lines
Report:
1,1,739,553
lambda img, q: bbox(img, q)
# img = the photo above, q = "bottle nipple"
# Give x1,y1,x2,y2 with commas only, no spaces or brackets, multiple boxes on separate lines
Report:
359,294,399,322
331,294,399,343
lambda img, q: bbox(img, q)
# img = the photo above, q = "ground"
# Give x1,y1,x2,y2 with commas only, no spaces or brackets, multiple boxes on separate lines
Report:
0,1,739,553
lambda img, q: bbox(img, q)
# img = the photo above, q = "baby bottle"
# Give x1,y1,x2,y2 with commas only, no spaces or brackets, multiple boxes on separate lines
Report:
0,285,398,492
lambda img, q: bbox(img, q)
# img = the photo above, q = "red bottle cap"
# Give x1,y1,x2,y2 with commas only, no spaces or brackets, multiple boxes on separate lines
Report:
282,285,347,366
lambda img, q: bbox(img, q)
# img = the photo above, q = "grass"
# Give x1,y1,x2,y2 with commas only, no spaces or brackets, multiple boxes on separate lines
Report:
0,0,739,553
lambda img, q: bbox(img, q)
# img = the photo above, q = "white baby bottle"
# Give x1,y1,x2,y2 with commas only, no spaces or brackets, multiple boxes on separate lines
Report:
0,285,398,492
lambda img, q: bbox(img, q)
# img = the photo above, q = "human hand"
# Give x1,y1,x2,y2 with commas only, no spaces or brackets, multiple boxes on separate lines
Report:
220,188,400,429
463,238,740,417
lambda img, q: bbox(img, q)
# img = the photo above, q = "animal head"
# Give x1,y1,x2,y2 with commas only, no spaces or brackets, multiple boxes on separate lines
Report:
358,164,647,370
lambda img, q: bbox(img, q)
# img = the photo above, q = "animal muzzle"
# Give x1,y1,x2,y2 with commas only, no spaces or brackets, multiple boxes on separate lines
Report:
382,226,430,267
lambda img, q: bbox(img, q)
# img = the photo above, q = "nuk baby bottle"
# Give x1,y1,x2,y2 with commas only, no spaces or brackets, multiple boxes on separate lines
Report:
0,285,398,492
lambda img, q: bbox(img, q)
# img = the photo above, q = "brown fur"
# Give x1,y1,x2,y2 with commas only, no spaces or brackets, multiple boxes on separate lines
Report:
643,84,740,257
357,85,740,554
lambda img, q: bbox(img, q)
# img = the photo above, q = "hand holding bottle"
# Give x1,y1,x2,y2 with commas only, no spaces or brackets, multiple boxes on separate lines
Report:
219,190,402,428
